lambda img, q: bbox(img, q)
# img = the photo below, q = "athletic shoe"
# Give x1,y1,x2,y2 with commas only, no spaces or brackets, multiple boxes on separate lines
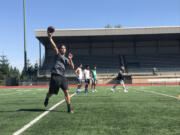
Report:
68,110,74,114
94,89,97,92
44,98,49,107
92,90,95,92
76,90,81,94
111,88,114,92
85,89,88,93
124,89,128,93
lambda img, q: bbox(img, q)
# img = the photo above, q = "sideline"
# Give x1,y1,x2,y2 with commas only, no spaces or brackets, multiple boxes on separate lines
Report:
1,83,180,89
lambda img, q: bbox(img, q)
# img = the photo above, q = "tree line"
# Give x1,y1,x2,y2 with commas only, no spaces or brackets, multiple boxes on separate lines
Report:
0,55,38,86
104,24,122,28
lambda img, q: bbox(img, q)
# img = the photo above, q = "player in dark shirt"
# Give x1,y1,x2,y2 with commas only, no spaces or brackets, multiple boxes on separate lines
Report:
44,32,74,113
111,66,128,93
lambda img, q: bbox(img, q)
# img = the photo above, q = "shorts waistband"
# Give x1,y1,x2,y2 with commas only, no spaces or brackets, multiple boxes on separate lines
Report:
51,73,64,77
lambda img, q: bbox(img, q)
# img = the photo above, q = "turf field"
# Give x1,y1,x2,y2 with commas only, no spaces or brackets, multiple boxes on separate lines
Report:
0,85,180,135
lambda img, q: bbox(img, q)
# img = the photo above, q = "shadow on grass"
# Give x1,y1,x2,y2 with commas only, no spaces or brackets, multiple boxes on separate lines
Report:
0,108,65,113
17,108,65,112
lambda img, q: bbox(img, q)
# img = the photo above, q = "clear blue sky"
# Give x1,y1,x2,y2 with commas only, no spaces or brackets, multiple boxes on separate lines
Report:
0,0,180,71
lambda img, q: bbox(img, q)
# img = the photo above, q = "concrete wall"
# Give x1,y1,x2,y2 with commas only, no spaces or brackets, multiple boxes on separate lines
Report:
131,74,180,84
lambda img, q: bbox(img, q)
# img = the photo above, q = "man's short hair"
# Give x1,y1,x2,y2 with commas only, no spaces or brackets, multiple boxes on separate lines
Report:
86,65,89,69
60,43,66,48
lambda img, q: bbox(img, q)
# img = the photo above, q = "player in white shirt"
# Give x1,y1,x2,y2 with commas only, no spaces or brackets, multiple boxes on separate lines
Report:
75,64,83,94
84,65,90,93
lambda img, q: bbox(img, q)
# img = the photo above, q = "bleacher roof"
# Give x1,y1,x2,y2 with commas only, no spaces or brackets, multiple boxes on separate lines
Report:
35,26,180,37
35,26,180,46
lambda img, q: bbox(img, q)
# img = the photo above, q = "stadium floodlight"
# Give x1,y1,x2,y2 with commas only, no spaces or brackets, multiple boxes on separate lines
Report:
23,0,27,73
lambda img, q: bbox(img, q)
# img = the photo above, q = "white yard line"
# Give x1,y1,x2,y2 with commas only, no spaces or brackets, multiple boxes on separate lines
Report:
137,89,180,100
0,88,46,96
0,92,21,96
13,93,76,135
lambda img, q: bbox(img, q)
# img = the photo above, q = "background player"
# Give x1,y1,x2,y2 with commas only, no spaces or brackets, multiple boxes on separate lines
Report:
84,65,90,93
75,64,83,94
91,66,97,92
44,31,74,113
111,66,128,93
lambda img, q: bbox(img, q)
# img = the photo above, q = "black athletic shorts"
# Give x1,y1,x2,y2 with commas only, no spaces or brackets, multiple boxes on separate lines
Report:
117,76,124,81
49,74,68,95
85,79,90,85
77,78,83,85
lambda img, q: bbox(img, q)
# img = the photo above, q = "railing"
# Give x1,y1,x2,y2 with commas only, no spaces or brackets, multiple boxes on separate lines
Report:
38,68,120,77
127,67,180,75
38,67,180,78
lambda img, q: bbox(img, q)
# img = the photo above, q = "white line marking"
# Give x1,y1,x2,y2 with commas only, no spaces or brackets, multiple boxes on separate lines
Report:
148,78,180,83
0,92,21,96
0,89,37,96
137,89,180,100
0,89,38,96
13,93,76,135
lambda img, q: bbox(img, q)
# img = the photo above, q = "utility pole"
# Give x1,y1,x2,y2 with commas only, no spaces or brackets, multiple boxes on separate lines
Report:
23,0,27,74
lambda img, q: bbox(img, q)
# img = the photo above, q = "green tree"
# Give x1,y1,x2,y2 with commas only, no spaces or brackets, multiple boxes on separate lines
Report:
0,55,20,85
0,55,10,85
7,66,20,86
33,62,38,77
20,60,39,81
114,24,122,28
0,55,10,76
20,59,31,80
104,24,112,28
27,66,34,80
105,24,122,28
9,66,20,78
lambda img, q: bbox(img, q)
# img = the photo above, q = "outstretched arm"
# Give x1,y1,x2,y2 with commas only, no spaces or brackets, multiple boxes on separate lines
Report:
84,71,86,79
68,53,74,69
90,71,93,79
75,68,79,75
48,32,59,55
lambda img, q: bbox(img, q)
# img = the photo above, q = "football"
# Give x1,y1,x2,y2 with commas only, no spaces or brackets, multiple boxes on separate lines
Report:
47,26,55,33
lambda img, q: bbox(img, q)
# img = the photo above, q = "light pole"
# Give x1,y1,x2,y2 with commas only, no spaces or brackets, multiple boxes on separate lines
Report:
23,0,27,74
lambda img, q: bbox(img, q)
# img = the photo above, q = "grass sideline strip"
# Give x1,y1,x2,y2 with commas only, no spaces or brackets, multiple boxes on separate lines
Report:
1,82,180,89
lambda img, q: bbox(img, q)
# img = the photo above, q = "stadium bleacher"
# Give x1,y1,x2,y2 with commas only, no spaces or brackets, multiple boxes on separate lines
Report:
39,53,180,76
125,54,180,74
39,54,121,75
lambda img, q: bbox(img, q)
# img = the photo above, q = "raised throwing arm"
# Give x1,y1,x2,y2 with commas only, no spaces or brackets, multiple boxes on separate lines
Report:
48,32,59,55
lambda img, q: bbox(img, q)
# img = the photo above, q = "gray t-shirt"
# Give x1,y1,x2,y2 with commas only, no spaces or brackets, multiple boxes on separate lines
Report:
51,52,70,76
117,70,124,80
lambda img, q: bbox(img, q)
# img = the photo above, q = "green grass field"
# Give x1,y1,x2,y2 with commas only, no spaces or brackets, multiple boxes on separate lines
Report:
0,85,180,135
